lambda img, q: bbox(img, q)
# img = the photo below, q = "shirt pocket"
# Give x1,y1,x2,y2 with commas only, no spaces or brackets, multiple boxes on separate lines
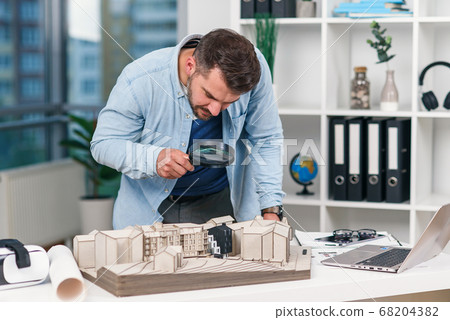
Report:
231,111,247,138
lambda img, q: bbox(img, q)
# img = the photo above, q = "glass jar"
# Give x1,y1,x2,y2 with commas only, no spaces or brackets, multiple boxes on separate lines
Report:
350,66,370,109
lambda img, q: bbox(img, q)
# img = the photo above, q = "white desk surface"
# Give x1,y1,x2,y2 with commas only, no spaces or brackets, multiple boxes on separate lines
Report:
1,233,449,302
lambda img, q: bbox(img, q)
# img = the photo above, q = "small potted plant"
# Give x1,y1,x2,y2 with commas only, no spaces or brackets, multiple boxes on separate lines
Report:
367,20,399,111
296,0,317,18
60,114,120,233
255,13,279,95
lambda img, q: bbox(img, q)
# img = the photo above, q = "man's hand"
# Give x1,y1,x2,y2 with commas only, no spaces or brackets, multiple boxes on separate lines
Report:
262,213,280,221
156,148,194,179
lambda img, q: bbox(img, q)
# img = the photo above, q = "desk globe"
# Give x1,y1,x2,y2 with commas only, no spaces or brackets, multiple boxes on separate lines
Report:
289,153,318,195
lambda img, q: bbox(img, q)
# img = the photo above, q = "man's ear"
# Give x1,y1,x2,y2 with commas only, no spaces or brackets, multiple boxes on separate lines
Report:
185,56,196,77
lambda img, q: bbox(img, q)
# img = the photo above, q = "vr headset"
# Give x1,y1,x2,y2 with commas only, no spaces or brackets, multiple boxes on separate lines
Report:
0,239,49,290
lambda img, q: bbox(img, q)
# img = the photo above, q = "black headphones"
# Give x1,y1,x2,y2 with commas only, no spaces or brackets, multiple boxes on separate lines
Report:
418,61,450,111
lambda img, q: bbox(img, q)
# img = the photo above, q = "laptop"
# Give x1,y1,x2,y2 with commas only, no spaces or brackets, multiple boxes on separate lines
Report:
321,203,450,273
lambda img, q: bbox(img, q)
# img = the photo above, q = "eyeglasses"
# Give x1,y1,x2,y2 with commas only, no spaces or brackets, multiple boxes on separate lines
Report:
333,228,377,242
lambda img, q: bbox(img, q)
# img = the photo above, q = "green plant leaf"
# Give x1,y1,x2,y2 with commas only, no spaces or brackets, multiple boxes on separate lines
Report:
73,129,92,143
68,114,94,135
99,165,120,180
255,13,278,82
368,21,395,65
60,139,90,151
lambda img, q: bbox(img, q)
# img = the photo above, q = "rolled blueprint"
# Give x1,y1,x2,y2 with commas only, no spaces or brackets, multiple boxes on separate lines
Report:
47,245,85,301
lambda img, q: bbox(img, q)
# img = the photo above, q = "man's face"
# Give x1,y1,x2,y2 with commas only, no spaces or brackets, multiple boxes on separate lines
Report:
186,67,240,121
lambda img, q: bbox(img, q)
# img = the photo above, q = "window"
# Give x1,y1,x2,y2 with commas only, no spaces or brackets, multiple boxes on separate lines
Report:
81,79,98,95
20,1,40,22
21,27,41,47
21,78,43,99
0,26,11,43
0,55,12,70
0,125,47,170
20,53,43,73
0,1,12,21
1,0,178,172
82,55,97,69
0,80,12,95
67,0,177,105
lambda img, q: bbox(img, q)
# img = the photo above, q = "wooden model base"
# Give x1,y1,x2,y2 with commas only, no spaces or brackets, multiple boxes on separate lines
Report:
81,246,311,297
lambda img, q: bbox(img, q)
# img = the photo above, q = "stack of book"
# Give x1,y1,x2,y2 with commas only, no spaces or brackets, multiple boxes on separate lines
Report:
333,0,412,18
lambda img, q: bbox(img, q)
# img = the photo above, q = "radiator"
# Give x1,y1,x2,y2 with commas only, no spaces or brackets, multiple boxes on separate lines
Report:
0,159,85,246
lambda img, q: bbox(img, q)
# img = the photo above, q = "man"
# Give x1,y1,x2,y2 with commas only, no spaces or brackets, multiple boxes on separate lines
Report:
91,28,284,229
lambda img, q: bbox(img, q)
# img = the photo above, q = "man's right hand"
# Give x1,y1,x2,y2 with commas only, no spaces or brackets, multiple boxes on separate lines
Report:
156,148,194,179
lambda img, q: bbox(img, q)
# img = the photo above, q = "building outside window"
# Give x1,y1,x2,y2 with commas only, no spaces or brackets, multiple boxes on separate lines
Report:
0,1,12,21
0,55,12,70
81,79,98,95
21,27,41,47
0,26,11,43
82,55,97,69
20,1,39,22
20,52,43,73
0,80,12,95
1,0,178,172
21,77,43,99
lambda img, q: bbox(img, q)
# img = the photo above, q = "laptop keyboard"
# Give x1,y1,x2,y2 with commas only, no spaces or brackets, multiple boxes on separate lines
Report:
356,248,411,268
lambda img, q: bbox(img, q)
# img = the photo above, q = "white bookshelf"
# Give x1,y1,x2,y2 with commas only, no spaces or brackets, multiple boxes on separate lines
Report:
184,0,450,245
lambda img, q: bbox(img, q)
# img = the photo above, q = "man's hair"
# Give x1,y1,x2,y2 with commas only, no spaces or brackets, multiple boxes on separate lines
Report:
193,29,261,95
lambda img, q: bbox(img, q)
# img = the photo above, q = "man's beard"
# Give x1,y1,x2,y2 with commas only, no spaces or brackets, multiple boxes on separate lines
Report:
186,75,212,121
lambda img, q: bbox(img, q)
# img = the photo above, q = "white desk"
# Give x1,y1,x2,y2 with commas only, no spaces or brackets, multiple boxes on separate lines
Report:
1,235,449,302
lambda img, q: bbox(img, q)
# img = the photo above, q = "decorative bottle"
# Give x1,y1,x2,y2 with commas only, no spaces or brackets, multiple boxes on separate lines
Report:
350,66,370,109
380,69,399,111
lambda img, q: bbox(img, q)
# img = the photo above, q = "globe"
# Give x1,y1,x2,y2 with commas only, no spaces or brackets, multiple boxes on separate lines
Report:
289,153,318,195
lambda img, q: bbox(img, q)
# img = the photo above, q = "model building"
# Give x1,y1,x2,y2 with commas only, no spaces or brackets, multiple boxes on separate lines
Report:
73,216,311,297
74,215,292,271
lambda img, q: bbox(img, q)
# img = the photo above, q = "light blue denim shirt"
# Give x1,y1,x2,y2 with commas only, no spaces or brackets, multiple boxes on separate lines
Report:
91,34,285,229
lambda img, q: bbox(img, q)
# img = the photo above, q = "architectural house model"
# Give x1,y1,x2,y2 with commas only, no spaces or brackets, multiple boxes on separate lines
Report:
73,216,311,297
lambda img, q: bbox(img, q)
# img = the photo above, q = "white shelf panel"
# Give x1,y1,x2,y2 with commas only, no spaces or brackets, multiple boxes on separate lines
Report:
325,200,411,211
326,17,414,24
283,193,321,206
418,17,450,23
416,111,450,119
325,108,412,118
278,105,321,116
240,18,323,26
415,193,450,212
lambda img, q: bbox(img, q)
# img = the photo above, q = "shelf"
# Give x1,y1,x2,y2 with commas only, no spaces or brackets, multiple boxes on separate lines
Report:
415,194,450,212
418,17,450,24
325,108,412,118
238,17,448,26
416,111,450,118
323,207,410,242
326,17,414,24
240,18,322,26
324,200,411,211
